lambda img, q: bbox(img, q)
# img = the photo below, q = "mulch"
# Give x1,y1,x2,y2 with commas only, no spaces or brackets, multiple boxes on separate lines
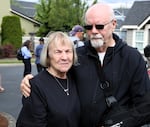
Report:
0,113,8,127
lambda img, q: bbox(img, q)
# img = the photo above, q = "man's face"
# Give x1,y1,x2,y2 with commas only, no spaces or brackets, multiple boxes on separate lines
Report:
84,10,116,48
77,31,84,41
85,20,115,48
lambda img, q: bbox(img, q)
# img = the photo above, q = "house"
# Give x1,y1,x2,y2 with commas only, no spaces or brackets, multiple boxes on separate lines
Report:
10,0,41,36
120,0,150,54
113,9,129,40
0,0,40,44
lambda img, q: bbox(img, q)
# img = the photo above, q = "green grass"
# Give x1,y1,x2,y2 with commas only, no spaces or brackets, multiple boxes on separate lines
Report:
0,58,35,64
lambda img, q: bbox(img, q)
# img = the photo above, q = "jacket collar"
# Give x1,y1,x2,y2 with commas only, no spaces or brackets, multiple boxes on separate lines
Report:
84,33,126,65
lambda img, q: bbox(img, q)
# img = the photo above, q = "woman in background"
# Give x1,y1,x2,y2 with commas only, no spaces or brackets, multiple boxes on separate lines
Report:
21,40,32,77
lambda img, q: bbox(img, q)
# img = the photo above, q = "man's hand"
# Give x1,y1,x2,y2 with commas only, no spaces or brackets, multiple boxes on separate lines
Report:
20,74,33,97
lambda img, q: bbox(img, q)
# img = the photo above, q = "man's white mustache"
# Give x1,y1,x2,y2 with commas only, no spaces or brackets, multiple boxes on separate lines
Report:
90,35,103,39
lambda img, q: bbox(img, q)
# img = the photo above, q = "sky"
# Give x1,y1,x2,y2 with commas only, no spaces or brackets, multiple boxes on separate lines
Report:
19,0,137,8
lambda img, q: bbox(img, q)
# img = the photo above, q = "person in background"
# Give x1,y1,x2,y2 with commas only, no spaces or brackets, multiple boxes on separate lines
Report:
21,40,32,77
20,3,150,127
0,74,4,93
0,86,4,93
144,44,150,68
16,31,80,127
69,25,85,48
35,37,45,73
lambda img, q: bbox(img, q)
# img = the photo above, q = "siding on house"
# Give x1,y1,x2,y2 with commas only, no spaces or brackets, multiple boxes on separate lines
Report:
126,30,133,46
120,1,150,52
11,11,40,36
0,0,40,37
0,0,11,31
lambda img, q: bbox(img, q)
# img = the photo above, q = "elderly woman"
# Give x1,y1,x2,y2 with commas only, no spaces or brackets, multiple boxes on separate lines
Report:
16,32,80,127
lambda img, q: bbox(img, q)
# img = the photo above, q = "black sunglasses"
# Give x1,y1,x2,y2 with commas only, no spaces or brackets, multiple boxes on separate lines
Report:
84,20,113,30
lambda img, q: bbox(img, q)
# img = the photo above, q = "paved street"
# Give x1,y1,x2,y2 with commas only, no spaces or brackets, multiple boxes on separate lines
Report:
0,63,37,125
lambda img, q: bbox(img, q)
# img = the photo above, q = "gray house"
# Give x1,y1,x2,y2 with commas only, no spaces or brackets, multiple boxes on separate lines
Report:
121,0,150,54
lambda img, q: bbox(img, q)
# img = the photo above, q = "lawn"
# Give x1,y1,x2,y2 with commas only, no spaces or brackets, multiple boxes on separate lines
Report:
0,58,35,64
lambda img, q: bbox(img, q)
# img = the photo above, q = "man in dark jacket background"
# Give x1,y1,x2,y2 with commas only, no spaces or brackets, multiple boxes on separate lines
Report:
35,37,45,73
20,3,150,127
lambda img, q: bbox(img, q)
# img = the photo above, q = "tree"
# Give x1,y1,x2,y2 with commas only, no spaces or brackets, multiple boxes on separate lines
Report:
48,0,75,31
35,0,52,36
35,0,89,36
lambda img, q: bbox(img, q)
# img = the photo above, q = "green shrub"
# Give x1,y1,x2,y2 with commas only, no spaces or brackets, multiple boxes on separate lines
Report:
1,16,22,50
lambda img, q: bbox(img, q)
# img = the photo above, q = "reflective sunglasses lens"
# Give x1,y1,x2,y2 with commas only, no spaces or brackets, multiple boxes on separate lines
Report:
84,25,93,30
95,25,104,30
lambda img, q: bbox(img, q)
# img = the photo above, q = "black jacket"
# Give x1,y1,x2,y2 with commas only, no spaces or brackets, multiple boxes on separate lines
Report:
17,70,80,127
71,34,150,127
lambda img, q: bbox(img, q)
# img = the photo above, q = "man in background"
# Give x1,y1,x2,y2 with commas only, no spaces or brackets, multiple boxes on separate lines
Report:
35,37,45,73
69,25,85,48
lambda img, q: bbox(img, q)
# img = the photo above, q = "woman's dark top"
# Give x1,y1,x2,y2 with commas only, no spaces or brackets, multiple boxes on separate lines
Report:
16,70,80,127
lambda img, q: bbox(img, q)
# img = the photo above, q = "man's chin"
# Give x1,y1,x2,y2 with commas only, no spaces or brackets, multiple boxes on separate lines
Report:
91,42,104,48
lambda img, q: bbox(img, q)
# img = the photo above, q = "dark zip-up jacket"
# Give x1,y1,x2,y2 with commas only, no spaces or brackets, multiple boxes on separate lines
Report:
71,34,150,127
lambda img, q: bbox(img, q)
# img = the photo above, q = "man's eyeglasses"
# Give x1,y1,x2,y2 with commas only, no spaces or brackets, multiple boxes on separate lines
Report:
84,20,113,30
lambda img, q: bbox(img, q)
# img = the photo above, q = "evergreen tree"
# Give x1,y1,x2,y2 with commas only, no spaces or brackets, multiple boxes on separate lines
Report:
1,16,22,49
35,0,89,36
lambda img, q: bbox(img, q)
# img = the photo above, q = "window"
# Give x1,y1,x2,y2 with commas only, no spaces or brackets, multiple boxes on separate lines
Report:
135,31,144,51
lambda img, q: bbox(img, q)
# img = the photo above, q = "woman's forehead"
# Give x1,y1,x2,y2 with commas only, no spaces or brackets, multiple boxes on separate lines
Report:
49,41,72,50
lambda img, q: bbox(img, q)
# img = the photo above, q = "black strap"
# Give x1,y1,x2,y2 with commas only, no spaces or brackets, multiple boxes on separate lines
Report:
74,40,79,48
99,66,117,107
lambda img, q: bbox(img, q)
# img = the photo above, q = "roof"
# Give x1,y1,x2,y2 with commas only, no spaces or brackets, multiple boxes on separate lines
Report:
11,0,36,18
114,9,129,29
123,0,150,26
10,0,41,25
115,8,129,17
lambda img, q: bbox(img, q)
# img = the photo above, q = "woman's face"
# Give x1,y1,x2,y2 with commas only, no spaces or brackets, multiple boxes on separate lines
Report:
48,41,73,75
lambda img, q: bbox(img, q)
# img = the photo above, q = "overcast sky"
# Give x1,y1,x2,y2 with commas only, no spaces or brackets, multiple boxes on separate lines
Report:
19,0,139,8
